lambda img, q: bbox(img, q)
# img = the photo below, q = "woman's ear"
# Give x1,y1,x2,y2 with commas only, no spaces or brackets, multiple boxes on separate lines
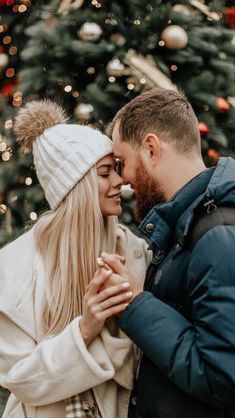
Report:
141,133,160,166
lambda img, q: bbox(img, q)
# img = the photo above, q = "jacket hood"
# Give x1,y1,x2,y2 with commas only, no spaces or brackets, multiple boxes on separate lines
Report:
206,157,235,205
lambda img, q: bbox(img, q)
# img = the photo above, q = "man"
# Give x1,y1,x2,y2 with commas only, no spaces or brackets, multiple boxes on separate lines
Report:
101,88,235,418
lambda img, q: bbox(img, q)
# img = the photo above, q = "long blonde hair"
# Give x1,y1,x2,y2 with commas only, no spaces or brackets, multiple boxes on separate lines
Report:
34,166,118,336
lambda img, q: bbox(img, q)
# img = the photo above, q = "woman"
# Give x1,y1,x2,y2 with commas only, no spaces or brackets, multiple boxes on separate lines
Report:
0,100,150,418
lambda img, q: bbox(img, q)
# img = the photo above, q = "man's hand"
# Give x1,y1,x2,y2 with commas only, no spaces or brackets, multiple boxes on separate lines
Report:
98,252,143,302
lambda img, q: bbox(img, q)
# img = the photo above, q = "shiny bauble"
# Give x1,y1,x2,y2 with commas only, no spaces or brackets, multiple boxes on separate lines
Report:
198,122,209,137
0,53,9,70
111,33,126,47
106,58,125,77
160,25,188,49
74,103,94,120
78,22,102,41
208,148,220,163
172,4,191,15
216,97,230,112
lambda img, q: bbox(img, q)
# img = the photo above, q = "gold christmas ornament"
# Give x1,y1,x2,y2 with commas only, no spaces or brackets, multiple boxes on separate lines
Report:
106,58,125,77
78,22,102,41
58,0,84,14
111,33,126,47
74,103,94,120
0,53,9,70
172,4,191,15
160,25,188,50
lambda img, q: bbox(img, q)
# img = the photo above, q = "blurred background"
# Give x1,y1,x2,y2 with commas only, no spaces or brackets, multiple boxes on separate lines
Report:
0,0,235,410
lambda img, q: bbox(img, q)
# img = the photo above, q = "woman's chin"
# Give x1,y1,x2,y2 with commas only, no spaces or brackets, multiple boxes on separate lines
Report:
103,205,122,217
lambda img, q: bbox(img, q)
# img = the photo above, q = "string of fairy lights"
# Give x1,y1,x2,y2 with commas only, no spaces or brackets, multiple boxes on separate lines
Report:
0,1,33,223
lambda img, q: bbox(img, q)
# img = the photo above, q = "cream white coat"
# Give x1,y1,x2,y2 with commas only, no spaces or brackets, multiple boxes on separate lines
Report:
0,224,150,418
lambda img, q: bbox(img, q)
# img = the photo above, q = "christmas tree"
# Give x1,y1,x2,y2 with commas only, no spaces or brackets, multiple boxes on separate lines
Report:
0,0,234,247
1,0,235,411
0,0,48,248
0,0,235,244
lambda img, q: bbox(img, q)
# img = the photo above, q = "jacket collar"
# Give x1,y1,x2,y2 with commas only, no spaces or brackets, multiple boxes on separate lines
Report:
139,167,215,251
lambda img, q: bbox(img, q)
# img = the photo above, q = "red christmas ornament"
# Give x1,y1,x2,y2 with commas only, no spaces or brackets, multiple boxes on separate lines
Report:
1,79,18,98
208,149,220,164
198,122,209,137
216,97,230,112
226,7,235,28
0,193,4,204
0,0,14,5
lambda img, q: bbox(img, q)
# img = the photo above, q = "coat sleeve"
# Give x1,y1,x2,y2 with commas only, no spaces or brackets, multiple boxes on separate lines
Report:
117,223,152,284
118,225,235,409
0,312,133,406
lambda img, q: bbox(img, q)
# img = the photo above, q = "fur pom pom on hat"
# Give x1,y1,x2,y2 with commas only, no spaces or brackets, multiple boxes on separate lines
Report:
14,99,113,210
14,100,68,151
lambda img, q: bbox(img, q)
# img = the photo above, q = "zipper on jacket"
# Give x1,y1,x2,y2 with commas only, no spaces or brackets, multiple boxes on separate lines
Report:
203,196,217,214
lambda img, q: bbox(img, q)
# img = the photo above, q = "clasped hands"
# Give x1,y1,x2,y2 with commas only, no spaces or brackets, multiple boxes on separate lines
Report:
79,253,142,346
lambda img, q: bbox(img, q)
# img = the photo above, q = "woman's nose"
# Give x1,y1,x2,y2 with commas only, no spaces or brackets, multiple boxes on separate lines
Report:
113,171,124,187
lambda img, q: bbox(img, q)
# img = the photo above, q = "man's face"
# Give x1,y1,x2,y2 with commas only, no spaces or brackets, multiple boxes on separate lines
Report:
112,122,166,222
134,158,166,222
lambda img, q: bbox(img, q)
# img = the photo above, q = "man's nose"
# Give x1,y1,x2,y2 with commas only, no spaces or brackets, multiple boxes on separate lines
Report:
122,177,129,185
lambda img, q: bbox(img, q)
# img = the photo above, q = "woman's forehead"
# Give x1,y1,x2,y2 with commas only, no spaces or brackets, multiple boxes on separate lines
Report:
97,153,115,167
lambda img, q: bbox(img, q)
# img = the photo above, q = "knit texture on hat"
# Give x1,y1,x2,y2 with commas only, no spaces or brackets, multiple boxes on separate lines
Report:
14,100,113,210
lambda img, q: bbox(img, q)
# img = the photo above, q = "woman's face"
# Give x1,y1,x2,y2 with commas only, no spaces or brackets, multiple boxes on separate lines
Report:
97,153,123,216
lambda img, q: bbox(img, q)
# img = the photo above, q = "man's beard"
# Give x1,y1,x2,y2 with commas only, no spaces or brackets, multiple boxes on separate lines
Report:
134,159,166,223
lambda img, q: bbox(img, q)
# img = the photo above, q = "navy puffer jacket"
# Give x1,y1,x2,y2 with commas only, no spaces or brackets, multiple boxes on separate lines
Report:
119,157,235,418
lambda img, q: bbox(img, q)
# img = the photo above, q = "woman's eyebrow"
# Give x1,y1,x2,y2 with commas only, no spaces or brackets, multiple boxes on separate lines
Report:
97,163,113,169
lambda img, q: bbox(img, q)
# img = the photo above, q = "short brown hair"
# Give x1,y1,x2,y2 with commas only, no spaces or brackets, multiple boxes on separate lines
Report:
107,88,201,154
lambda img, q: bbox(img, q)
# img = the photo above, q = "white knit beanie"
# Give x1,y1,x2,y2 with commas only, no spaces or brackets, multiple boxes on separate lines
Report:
14,100,113,210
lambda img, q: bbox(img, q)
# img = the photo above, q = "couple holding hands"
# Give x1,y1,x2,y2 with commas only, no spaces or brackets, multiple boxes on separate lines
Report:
1,88,235,418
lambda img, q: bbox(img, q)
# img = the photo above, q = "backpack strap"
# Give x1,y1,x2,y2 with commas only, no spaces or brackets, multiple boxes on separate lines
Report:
188,206,235,251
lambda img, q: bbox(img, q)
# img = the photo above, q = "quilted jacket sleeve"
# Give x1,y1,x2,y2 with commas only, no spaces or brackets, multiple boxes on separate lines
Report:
118,225,235,409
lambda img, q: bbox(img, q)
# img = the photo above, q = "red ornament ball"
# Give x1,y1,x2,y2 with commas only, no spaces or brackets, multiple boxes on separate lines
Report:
0,0,14,5
208,149,220,163
1,79,18,98
198,122,209,137
216,97,230,113
225,7,235,28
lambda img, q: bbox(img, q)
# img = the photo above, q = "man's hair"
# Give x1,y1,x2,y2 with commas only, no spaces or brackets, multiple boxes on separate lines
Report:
108,88,201,154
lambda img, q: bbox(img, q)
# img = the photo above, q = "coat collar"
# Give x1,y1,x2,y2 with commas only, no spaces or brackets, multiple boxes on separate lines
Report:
139,166,215,252
139,157,235,252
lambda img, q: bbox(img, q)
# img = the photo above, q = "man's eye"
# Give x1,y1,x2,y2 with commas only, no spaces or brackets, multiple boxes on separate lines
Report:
116,160,122,175
101,173,110,177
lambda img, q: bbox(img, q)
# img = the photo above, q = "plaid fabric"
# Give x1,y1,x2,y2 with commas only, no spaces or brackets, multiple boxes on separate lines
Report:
65,394,99,418
65,395,86,418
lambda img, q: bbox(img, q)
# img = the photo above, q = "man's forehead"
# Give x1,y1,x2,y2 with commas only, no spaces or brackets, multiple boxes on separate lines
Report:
112,120,133,158
112,120,120,138
112,138,126,159
112,125,123,154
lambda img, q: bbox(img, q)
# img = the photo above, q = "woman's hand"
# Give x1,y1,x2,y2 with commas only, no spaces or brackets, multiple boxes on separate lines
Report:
98,253,143,302
79,267,132,347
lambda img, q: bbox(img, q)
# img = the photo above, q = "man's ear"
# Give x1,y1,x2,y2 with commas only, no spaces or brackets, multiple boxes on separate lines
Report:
141,133,160,166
